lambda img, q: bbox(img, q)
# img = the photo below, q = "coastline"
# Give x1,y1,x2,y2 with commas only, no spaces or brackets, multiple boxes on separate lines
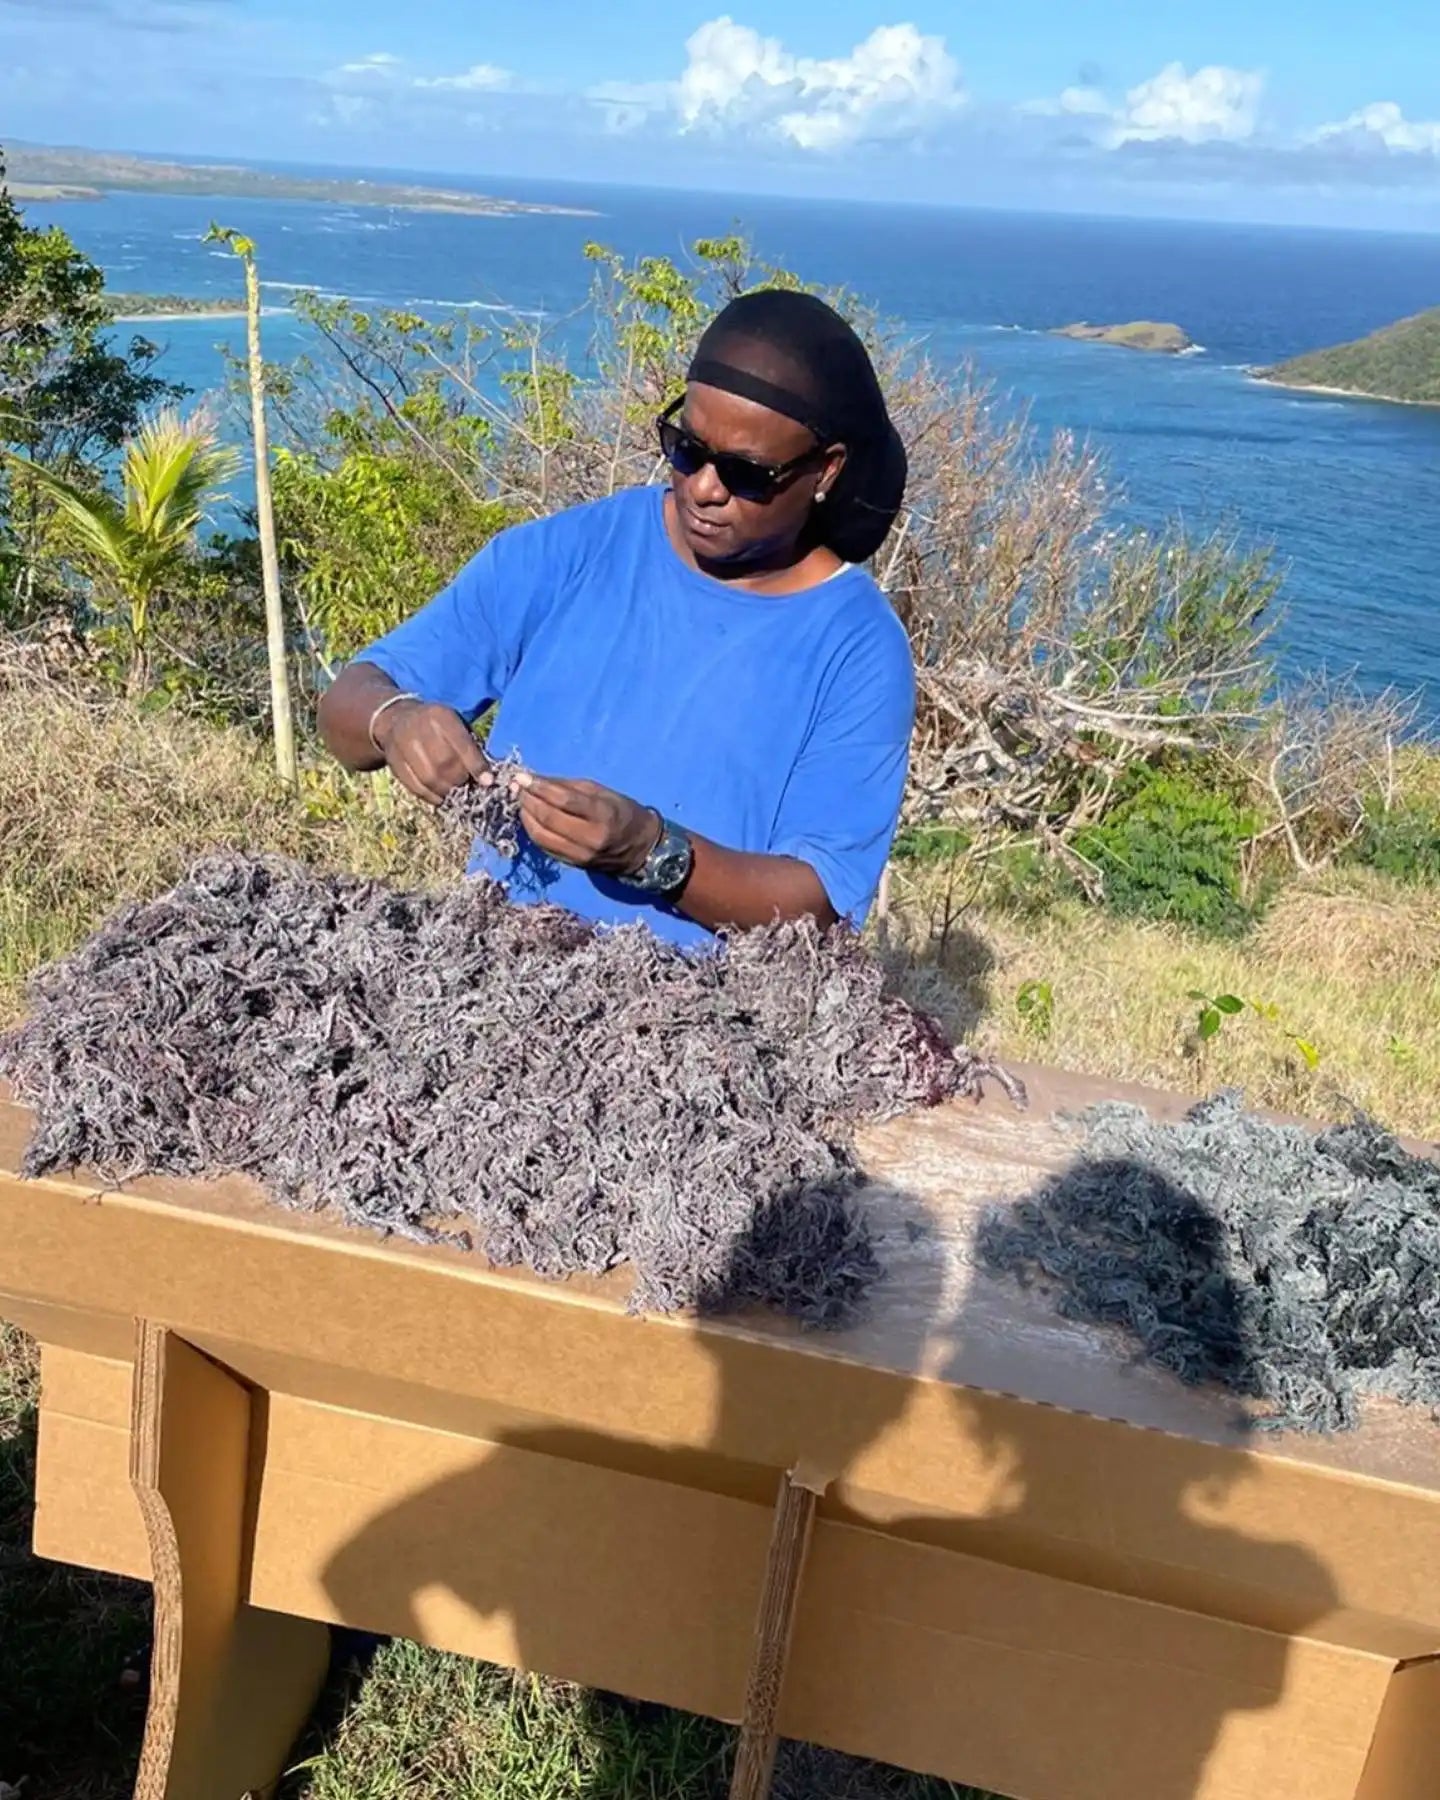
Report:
1250,373,1440,411
8,150,599,219
36,190,598,219
8,181,103,202
110,308,249,323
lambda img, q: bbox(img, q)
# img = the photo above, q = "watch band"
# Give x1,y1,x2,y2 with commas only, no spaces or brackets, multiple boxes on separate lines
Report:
617,814,694,898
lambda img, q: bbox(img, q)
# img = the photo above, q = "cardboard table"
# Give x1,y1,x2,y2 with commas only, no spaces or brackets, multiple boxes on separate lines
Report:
3,1069,1439,1800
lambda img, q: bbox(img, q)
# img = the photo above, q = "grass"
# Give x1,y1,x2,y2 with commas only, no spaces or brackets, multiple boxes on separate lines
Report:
0,1326,150,1799
1,675,1436,1795
0,670,450,1025
887,860,1440,1138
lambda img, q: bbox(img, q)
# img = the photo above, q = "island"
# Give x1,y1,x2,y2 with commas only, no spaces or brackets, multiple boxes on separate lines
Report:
1254,307,1440,407
5,143,598,219
1051,321,1195,354
105,293,247,322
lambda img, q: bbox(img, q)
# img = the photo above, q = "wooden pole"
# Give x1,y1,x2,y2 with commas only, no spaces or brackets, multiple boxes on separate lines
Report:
206,223,297,789
728,1468,823,1800
241,245,298,789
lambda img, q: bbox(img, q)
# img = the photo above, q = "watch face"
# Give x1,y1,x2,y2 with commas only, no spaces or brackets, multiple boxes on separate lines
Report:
654,845,691,893
617,820,692,894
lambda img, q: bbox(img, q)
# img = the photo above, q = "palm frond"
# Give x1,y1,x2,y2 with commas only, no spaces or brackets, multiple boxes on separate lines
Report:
122,408,241,550
1,449,137,580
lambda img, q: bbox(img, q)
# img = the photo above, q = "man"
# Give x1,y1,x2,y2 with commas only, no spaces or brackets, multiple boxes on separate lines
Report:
318,289,914,948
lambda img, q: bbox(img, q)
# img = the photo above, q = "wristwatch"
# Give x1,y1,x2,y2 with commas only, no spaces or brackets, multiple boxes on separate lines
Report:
617,813,694,898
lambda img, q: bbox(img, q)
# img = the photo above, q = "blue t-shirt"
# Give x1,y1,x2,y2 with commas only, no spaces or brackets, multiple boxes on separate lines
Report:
356,485,915,949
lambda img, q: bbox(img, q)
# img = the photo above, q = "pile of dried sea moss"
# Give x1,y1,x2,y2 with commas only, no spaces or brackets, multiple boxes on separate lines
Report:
979,1091,1440,1432
0,853,1013,1323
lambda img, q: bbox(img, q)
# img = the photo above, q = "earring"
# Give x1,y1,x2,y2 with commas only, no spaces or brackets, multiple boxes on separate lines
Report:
816,489,828,504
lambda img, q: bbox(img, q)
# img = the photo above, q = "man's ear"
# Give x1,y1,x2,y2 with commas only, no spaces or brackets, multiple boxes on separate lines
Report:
818,443,848,499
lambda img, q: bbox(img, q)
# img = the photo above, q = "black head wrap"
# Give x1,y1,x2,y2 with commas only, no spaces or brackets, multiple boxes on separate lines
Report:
686,289,907,564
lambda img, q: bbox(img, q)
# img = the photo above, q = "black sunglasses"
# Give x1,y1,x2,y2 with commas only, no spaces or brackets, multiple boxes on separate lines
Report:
657,399,830,504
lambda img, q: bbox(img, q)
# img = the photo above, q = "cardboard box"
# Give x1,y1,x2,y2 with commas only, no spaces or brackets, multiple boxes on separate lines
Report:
3,1069,1439,1800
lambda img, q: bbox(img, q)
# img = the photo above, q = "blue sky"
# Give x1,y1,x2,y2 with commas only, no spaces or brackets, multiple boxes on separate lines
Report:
3,0,1439,228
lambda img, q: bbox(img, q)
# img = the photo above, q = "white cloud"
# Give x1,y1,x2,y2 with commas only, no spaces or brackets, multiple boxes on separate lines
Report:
1055,85,1109,118
325,51,512,95
675,16,963,152
1315,101,1440,155
333,52,401,79
415,62,510,93
1111,62,1263,145
1029,61,1264,149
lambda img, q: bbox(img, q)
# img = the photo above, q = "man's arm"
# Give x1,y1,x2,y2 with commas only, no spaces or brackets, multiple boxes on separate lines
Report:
676,838,837,932
318,664,488,805
316,662,403,772
513,775,838,931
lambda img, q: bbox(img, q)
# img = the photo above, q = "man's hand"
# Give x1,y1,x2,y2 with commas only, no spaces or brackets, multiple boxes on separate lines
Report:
513,774,660,875
374,700,489,807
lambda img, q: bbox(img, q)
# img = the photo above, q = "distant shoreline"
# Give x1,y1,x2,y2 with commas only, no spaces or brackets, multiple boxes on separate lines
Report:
1249,373,1440,411
8,181,103,202
111,308,249,323
7,145,599,219
105,293,249,322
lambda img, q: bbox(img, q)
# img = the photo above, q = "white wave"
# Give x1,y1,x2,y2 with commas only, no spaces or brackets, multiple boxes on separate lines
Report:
259,281,382,302
1179,343,1208,357
255,280,545,319
405,296,547,319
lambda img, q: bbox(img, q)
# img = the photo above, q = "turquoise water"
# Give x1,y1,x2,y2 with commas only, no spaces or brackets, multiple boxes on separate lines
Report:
28,178,1440,719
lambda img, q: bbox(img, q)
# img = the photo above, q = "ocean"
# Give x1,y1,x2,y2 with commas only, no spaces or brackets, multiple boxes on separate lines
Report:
24,175,1440,722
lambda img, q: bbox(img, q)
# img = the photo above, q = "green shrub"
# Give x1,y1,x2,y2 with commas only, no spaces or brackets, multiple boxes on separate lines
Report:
892,821,972,864
1075,766,1260,936
1349,805,1440,884
985,843,1080,919
274,445,512,667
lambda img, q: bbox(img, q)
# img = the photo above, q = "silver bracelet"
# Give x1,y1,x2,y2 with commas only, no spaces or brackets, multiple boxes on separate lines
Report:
367,690,421,754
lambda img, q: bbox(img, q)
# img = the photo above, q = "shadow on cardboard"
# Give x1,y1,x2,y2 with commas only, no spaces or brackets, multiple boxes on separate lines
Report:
311,1154,1339,1799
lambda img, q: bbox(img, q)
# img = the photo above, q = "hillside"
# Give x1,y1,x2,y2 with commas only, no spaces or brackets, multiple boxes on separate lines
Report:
5,143,598,219
1258,307,1440,405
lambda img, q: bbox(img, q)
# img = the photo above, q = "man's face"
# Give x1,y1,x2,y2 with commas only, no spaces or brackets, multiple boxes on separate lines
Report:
669,382,841,568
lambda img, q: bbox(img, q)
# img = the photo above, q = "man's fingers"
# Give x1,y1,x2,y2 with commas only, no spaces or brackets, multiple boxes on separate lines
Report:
518,774,605,821
522,792,603,849
520,817,585,866
519,797,598,862
392,754,449,808
446,724,490,783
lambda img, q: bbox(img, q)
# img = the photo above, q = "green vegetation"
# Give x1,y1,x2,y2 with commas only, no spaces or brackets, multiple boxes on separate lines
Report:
104,292,246,319
1052,320,1194,353
6,143,598,218
0,152,181,480
1349,799,1440,883
2,153,1439,1798
1258,307,1440,406
1073,766,1260,937
6,408,238,694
